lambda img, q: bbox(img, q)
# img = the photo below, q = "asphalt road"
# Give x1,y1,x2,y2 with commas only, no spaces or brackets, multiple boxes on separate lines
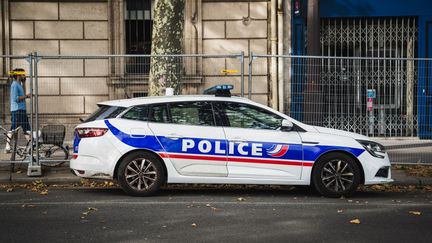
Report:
0,187,431,243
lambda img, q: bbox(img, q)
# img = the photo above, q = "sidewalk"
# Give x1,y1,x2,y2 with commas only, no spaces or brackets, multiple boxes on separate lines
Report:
1,163,432,186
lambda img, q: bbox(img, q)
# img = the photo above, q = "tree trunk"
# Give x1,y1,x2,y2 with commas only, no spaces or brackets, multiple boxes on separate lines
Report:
149,0,185,96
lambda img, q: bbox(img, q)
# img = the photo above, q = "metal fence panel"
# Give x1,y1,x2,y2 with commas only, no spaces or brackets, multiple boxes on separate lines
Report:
251,54,432,164
0,55,33,167
34,53,245,165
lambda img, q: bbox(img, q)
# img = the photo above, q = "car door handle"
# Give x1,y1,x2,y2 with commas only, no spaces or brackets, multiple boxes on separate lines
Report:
229,137,247,143
166,133,183,140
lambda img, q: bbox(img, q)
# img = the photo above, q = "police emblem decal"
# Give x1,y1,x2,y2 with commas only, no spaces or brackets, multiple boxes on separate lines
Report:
266,144,289,157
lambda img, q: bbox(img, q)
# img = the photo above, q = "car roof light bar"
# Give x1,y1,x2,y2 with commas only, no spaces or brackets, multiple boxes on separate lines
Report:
203,84,234,97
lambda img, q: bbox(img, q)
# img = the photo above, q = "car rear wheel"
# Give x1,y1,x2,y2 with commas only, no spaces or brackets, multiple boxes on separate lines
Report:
312,152,361,198
117,151,165,196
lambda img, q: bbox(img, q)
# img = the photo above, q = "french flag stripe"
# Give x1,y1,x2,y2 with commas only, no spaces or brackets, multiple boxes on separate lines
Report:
159,153,313,167
269,145,289,157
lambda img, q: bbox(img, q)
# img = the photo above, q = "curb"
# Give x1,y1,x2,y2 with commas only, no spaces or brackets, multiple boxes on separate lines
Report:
1,176,432,187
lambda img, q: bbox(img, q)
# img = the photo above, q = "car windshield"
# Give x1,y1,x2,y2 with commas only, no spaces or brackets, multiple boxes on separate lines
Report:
84,105,127,122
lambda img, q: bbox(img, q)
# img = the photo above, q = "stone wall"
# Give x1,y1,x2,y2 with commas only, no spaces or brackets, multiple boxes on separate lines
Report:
201,1,269,104
9,1,110,116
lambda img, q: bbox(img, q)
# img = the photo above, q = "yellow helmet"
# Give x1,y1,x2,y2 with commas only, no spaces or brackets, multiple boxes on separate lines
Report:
8,68,26,77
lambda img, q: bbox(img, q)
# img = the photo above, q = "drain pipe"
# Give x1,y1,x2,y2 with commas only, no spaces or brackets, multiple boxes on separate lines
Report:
277,0,284,112
270,0,278,110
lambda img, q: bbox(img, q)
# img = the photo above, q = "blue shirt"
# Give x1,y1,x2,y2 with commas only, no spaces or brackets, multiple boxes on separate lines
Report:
10,80,26,112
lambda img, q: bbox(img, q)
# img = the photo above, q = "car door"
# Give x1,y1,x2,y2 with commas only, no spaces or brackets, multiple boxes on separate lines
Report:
147,101,228,177
215,101,303,180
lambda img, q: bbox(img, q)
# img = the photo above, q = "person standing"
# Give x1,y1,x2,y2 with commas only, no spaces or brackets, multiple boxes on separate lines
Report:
4,68,31,153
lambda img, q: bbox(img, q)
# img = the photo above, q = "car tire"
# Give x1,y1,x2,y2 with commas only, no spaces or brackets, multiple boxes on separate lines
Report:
117,151,166,196
312,152,361,198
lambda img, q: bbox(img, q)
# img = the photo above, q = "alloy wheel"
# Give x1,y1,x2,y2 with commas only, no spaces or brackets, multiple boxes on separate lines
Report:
124,158,158,191
321,159,354,192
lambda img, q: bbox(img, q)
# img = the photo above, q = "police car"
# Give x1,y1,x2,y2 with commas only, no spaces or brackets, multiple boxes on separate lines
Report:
70,85,392,198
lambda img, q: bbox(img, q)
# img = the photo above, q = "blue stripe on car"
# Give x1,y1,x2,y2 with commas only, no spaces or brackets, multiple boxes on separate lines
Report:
104,120,365,162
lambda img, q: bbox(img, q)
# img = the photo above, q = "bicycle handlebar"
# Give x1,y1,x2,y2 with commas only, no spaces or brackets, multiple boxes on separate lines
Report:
0,125,22,134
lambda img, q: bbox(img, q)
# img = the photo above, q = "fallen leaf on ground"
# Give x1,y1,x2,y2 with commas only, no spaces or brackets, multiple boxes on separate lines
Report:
409,211,421,216
21,204,35,208
40,190,48,195
350,219,361,224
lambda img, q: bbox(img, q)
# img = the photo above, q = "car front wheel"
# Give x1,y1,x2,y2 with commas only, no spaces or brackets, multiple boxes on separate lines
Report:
117,151,165,196
312,152,361,198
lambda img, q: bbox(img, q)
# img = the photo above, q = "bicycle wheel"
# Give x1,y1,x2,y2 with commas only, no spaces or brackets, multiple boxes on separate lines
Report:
12,139,28,161
40,145,69,167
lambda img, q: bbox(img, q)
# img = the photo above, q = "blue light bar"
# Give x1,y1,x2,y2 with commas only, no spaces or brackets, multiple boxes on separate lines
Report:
203,84,234,97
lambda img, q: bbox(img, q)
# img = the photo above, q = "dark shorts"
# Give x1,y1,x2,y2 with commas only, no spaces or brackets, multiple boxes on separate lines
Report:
11,109,31,133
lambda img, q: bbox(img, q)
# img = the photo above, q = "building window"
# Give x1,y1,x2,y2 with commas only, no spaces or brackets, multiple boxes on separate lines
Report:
125,0,152,74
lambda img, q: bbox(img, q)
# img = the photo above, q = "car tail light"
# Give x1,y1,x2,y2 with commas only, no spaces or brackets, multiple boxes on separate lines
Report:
76,128,108,138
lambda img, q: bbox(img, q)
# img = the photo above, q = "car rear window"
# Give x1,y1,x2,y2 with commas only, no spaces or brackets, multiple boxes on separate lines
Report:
84,105,126,122
122,105,149,121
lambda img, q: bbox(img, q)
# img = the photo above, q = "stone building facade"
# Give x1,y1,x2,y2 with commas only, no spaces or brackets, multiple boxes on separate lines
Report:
0,0,291,129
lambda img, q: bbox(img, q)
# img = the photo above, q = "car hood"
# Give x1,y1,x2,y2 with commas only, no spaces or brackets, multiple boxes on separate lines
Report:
312,126,369,140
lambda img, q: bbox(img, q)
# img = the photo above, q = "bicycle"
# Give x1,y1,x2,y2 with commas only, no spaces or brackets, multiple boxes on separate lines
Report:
0,125,21,161
2,125,69,167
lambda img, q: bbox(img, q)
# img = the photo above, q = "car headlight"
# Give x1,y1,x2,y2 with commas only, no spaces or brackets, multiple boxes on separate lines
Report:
356,140,386,158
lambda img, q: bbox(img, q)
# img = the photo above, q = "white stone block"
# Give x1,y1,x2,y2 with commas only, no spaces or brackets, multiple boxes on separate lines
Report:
60,2,108,20
203,39,248,54
38,78,60,95
250,2,268,19
11,21,33,39
84,21,108,39
226,20,267,38
10,2,58,20
203,58,225,76
11,40,59,56
85,59,109,76
60,40,108,55
38,59,84,77
61,78,108,95
250,39,268,55
203,21,225,39
35,21,83,39
203,2,248,20
39,96,84,114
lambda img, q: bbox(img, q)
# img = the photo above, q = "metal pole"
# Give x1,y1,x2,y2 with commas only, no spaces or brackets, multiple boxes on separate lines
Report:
26,52,41,176
27,52,41,176
28,54,33,165
34,52,40,167
240,51,245,97
248,52,254,99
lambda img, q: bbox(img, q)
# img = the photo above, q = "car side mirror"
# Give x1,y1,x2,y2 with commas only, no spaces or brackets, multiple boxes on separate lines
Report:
281,119,294,131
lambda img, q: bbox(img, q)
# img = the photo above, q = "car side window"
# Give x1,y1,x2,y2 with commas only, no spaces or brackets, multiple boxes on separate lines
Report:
122,105,149,121
149,104,169,123
221,102,283,130
169,101,215,126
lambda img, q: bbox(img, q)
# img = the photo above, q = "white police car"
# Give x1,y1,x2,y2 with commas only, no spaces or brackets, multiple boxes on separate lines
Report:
70,85,392,197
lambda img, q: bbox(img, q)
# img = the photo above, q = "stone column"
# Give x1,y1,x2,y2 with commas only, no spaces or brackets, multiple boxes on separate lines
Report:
283,0,292,114
304,0,322,125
